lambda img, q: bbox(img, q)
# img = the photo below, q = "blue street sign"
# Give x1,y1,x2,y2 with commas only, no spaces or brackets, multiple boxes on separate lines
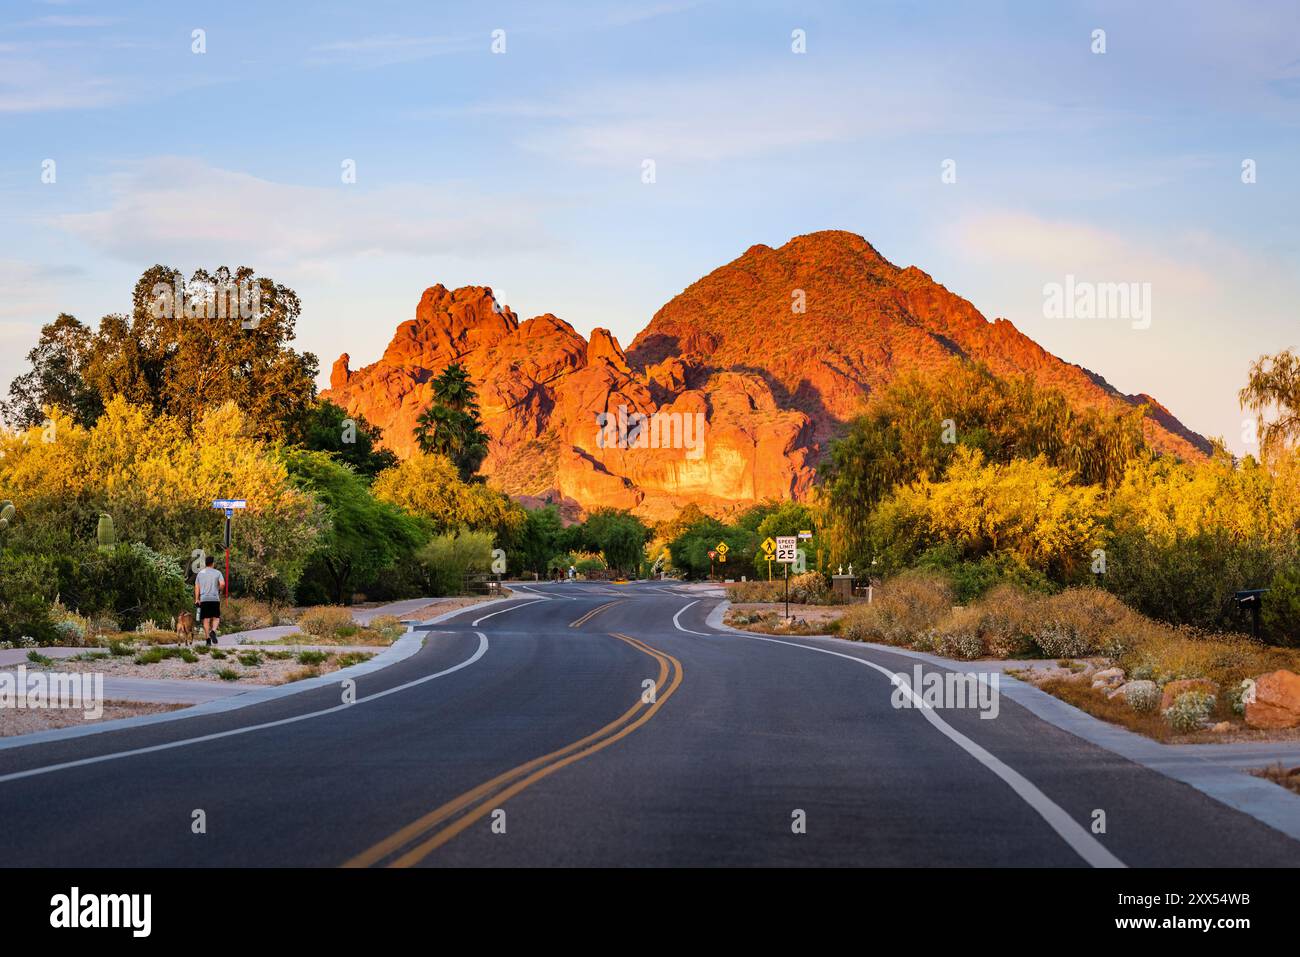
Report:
212,499,247,510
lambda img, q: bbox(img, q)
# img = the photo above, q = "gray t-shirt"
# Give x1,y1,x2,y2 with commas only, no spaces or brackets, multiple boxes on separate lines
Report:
196,567,225,602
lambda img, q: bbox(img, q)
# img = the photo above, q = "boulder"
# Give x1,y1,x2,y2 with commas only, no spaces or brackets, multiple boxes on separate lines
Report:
1245,670,1300,730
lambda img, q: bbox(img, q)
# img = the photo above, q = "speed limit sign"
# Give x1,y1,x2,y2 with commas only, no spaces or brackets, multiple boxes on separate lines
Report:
775,536,797,563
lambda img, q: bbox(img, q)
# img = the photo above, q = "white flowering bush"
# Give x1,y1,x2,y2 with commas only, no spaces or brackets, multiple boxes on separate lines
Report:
1122,679,1160,712
1164,690,1215,732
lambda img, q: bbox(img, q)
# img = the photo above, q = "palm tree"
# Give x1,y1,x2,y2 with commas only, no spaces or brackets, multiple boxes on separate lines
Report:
414,362,491,480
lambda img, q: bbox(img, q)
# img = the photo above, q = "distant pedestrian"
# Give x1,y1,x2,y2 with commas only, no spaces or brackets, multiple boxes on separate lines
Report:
194,555,225,645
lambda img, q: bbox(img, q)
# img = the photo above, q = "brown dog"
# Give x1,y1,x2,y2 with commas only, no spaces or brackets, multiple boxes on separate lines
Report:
175,611,196,646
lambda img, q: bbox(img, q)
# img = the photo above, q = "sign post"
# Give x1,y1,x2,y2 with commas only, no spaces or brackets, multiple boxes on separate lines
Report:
775,535,797,618
211,499,247,596
760,536,776,581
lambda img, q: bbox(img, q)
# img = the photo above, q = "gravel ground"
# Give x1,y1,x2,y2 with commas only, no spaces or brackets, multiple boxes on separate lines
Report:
4,649,373,686
0,699,185,737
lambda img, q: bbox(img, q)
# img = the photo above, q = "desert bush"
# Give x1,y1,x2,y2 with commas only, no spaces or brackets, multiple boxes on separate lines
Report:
975,584,1041,657
1122,680,1161,712
1227,679,1255,715
221,597,283,632
1026,588,1136,658
367,614,406,640
934,608,986,660
298,650,328,666
727,572,832,605
297,606,355,638
1117,623,1295,691
726,580,783,603
788,571,830,604
1164,690,1215,732
842,570,952,646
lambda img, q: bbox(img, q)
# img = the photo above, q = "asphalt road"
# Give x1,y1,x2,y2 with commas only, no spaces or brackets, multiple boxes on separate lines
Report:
1,581,1297,867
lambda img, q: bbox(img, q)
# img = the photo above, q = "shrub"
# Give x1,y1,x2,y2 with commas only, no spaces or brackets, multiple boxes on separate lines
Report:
179,649,199,664
842,570,952,646
335,652,372,667
298,650,328,666
53,618,87,645
975,584,1040,657
1026,588,1135,658
215,667,240,681
1122,680,1161,712
297,606,354,638
788,571,830,604
237,651,262,667
221,597,282,632
26,651,53,666
934,612,985,660
1164,690,1215,732
368,614,406,640
1227,679,1254,715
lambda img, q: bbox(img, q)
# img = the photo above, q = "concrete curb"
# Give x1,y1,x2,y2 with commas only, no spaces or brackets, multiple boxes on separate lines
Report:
706,598,1300,842
0,592,514,752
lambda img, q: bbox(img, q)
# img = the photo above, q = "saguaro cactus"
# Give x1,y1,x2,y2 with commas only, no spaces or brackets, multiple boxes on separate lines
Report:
97,512,117,551
0,500,14,534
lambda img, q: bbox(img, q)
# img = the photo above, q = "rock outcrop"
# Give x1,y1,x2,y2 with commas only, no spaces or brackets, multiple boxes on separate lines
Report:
322,231,1210,520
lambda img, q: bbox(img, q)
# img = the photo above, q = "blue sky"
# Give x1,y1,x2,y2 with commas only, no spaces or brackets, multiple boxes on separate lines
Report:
1,0,1297,453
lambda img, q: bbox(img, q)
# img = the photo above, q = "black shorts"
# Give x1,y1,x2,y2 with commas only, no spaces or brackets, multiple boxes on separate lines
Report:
198,600,221,620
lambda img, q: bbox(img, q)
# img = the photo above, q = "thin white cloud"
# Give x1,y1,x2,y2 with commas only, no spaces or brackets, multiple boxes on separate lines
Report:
473,69,1113,166
51,157,552,269
308,33,477,66
945,211,1217,297
0,55,121,111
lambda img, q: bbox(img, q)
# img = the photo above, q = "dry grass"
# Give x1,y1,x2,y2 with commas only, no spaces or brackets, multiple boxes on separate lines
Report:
297,606,357,638
1251,763,1300,795
0,699,186,737
726,604,842,635
726,573,835,605
838,571,1300,690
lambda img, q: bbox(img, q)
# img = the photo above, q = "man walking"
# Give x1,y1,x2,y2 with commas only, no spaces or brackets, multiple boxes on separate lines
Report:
194,555,225,645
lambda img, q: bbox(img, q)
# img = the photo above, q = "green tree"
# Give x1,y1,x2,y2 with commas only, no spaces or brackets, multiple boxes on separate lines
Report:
414,362,490,480
1240,349,1300,458
286,450,425,604
1,313,102,428
65,265,319,440
578,508,649,576
514,505,565,576
292,400,397,479
822,363,1149,565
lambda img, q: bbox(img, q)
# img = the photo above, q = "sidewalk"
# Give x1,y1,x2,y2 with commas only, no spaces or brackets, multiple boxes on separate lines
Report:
0,598,445,697
214,596,441,647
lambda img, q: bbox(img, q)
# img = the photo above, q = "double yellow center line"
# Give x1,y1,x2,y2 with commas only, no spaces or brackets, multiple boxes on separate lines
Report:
342,632,682,868
568,599,622,628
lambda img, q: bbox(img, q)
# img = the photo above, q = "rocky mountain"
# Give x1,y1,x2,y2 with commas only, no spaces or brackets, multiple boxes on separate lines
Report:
323,230,1209,521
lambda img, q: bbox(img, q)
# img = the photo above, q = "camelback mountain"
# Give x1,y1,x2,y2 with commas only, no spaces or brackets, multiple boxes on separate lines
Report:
323,230,1210,521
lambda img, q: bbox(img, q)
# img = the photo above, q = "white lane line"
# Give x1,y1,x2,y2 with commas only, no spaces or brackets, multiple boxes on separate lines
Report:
737,633,1126,869
0,633,491,785
471,597,551,626
672,600,712,637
